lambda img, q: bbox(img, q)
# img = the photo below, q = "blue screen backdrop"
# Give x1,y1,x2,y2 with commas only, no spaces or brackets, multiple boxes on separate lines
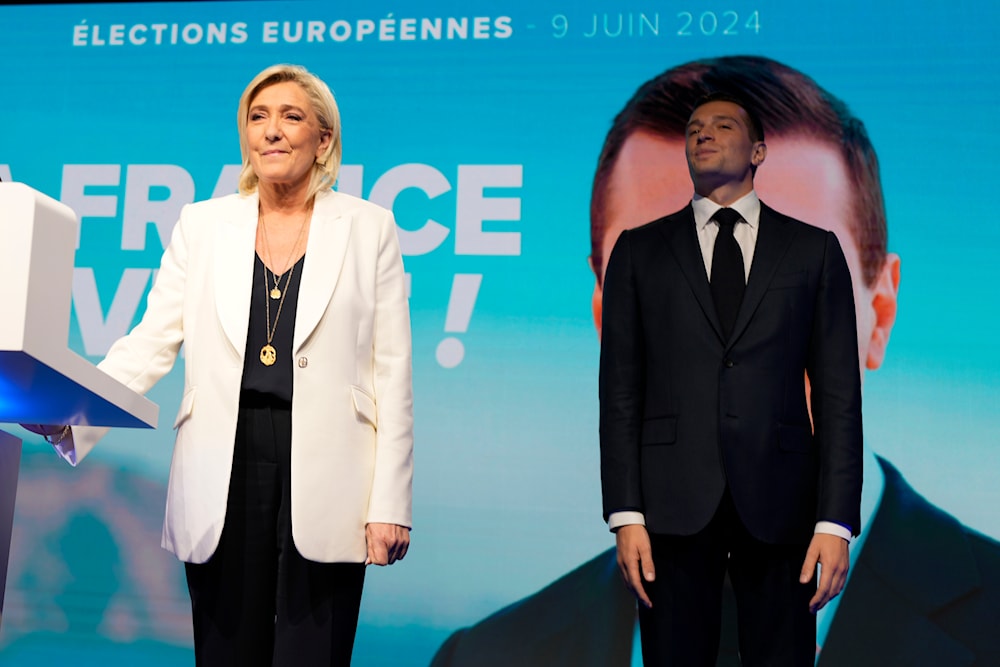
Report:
1,1,998,664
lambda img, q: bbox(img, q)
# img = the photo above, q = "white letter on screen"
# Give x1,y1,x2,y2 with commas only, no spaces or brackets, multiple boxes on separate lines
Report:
121,164,195,251
61,164,121,249
455,165,522,255
369,163,452,256
72,267,151,356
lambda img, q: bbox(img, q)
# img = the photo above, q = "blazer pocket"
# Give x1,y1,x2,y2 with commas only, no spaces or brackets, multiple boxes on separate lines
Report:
778,423,812,452
768,271,807,290
351,385,378,429
173,387,196,429
641,416,677,446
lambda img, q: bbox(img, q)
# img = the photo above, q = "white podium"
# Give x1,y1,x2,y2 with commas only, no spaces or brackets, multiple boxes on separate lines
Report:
0,182,157,626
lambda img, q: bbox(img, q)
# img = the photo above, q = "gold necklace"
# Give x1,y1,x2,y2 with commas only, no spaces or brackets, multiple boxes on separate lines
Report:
260,257,295,366
259,211,309,299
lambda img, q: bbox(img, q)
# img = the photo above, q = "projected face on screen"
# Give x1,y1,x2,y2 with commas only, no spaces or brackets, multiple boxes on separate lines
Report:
590,129,901,390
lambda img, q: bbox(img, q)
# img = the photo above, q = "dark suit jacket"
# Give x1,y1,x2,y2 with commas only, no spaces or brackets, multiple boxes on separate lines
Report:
430,458,1000,666
818,458,1000,666
600,202,863,543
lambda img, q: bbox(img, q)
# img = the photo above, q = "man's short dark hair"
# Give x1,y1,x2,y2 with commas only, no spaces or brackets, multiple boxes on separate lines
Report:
590,55,887,288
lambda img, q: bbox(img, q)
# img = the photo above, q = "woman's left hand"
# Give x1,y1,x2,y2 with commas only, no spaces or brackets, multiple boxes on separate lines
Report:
365,522,410,566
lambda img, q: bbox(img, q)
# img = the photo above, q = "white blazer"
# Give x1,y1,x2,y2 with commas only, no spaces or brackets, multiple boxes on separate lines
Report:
58,190,413,564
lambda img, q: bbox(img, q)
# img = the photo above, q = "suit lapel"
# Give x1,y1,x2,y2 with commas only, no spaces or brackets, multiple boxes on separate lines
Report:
726,203,796,347
818,457,978,665
293,192,353,354
214,193,258,359
661,205,725,340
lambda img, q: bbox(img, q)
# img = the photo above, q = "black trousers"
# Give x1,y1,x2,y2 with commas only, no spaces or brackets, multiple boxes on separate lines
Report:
638,489,816,667
185,393,366,667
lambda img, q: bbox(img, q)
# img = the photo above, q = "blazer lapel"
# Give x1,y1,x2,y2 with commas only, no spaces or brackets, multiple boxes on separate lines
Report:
726,203,796,347
293,193,353,355
662,205,725,340
214,193,258,359
818,457,978,665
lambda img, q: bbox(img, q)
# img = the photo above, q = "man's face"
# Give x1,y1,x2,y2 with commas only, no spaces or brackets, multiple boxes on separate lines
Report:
592,129,900,379
685,100,766,196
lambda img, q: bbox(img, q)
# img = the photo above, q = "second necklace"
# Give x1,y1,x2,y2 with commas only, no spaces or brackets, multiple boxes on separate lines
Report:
260,257,295,367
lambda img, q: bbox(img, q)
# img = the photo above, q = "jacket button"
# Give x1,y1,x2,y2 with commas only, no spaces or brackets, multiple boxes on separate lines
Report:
297,357,308,368
724,359,735,368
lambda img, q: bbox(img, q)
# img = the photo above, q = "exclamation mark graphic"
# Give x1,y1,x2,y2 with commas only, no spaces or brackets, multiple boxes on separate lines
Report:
436,273,482,368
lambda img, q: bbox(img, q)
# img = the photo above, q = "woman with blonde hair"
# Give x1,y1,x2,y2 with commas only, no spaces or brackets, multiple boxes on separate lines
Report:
29,64,413,665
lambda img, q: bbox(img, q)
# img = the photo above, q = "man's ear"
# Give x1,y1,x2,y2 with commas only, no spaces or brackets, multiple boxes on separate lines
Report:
752,141,767,167
866,253,900,370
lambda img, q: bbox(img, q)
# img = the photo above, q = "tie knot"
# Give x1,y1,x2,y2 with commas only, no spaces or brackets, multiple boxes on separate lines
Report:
713,207,742,232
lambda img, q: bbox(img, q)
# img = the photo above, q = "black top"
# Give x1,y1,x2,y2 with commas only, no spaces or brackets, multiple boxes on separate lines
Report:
240,253,305,402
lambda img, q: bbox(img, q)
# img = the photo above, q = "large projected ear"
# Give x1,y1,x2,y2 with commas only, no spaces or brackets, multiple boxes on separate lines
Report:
866,253,900,370
592,282,604,340
588,256,604,340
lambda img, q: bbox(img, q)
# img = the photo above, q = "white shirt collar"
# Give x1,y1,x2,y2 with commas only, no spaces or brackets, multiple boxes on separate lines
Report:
692,191,761,230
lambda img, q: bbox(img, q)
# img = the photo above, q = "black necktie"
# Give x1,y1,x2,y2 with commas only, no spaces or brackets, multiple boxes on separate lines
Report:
710,207,745,340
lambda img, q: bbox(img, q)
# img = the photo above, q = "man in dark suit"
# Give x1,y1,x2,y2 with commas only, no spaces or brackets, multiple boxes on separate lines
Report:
599,90,863,665
432,56,1000,666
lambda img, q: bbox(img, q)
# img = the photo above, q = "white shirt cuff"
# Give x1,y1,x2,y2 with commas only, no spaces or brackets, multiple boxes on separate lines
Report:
815,520,852,541
608,511,645,532
608,516,851,539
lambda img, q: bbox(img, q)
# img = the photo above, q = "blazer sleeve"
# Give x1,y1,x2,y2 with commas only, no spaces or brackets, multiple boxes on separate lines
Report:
599,229,646,521
807,230,864,534
365,209,414,528
56,206,190,466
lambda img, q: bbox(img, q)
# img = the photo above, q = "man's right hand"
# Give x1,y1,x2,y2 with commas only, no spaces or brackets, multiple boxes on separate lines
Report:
615,523,656,608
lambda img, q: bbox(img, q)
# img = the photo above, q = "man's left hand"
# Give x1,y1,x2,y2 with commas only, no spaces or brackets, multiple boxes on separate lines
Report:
365,523,410,566
800,532,849,613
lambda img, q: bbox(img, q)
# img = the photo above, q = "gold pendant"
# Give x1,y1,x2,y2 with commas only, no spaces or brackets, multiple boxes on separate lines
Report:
270,287,281,299
260,344,277,366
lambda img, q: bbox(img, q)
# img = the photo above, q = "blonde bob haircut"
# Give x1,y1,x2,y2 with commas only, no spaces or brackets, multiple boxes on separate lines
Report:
236,64,342,199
